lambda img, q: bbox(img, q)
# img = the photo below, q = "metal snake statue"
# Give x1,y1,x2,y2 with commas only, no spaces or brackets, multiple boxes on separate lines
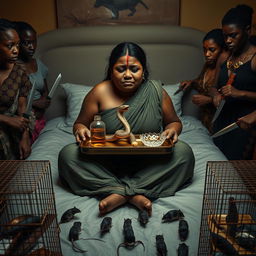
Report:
105,105,138,146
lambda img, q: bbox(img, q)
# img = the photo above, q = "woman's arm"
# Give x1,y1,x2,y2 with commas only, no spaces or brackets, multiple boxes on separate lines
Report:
32,79,50,110
237,110,256,129
192,94,213,106
42,79,49,96
161,89,182,143
220,87,256,101
0,114,29,130
0,95,29,130
73,86,100,143
18,96,31,159
209,50,230,107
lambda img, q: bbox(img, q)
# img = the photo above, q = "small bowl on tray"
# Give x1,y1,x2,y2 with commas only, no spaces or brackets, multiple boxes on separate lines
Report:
139,132,167,147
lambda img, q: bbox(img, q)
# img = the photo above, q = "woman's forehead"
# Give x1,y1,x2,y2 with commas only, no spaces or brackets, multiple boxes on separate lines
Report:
21,29,36,38
115,55,140,64
222,23,242,32
203,39,220,48
0,29,18,41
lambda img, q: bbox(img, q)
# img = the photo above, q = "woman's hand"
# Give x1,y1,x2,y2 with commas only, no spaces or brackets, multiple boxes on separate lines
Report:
237,111,256,130
19,133,31,159
180,80,192,91
212,93,223,108
4,116,29,131
74,125,91,143
219,84,241,98
162,128,179,144
192,94,212,106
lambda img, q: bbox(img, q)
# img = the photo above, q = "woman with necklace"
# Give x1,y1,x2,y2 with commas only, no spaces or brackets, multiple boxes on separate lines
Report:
212,4,256,160
180,29,228,132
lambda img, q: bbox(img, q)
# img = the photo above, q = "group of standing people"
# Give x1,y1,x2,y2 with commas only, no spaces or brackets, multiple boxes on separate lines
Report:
179,4,256,160
0,19,50,160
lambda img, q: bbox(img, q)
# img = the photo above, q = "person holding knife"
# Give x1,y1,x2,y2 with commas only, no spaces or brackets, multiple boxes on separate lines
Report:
0,19,32,159
15,21,50,143
179,29,228,132
211,4,256,160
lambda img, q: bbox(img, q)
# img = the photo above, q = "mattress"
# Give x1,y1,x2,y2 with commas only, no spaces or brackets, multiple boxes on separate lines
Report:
28,115,226,256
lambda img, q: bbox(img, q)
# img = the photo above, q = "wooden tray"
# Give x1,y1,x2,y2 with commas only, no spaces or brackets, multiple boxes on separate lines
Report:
80,135,174,155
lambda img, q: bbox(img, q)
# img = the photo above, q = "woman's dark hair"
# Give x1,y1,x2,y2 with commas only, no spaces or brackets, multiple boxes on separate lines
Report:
0,19,16,41
222,4,253,29
14,21,36,36
105,42,149,80
203,28,225,49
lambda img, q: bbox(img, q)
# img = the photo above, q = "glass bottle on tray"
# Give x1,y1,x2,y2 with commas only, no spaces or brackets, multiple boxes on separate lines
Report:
90,115,106,146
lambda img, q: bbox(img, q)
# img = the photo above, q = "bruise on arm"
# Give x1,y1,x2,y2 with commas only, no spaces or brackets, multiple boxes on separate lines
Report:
161,89,182,134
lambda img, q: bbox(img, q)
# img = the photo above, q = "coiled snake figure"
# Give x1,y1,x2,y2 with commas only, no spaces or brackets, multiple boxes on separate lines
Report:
105,105,137,146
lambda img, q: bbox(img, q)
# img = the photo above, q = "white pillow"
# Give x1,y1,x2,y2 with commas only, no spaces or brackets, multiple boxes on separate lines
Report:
61,83,92,126
163,83,183,116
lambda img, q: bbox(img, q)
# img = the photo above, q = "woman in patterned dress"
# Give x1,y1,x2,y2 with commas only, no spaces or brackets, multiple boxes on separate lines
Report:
0,19,32,159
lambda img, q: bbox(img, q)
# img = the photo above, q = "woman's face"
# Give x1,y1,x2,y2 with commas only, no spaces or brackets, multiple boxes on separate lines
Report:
222,24,248,53
203,39,222,65
111,54,144,94
0,29,19,66
20,29,37,58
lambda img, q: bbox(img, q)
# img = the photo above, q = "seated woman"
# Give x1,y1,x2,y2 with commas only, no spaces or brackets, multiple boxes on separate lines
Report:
58,42,195,216
179,29,229,132
15,21,50,143
212,4,256,160
0,19,32,159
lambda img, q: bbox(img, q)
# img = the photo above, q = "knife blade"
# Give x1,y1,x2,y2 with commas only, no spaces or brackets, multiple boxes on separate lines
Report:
23,80,36,119
211,72,236,124
211,122,239,138
211,98,226,124
47,73,62,99
174,86,183,95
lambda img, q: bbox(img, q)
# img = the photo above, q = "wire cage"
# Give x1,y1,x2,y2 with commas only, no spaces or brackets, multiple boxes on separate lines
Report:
198,160,256,256
0,160,62,256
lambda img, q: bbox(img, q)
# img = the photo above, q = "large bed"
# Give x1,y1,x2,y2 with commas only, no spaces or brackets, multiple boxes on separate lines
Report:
29,25,227,255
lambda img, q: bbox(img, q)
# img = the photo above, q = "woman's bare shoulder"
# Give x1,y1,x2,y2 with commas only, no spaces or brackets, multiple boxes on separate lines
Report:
92,80,112,94
84,81,113,105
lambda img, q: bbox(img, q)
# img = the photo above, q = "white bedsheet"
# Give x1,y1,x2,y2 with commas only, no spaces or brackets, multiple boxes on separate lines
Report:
28,115,226,256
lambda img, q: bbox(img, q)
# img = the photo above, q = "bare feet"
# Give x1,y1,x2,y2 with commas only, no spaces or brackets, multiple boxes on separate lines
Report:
129,195,152,216
99,194,128,216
